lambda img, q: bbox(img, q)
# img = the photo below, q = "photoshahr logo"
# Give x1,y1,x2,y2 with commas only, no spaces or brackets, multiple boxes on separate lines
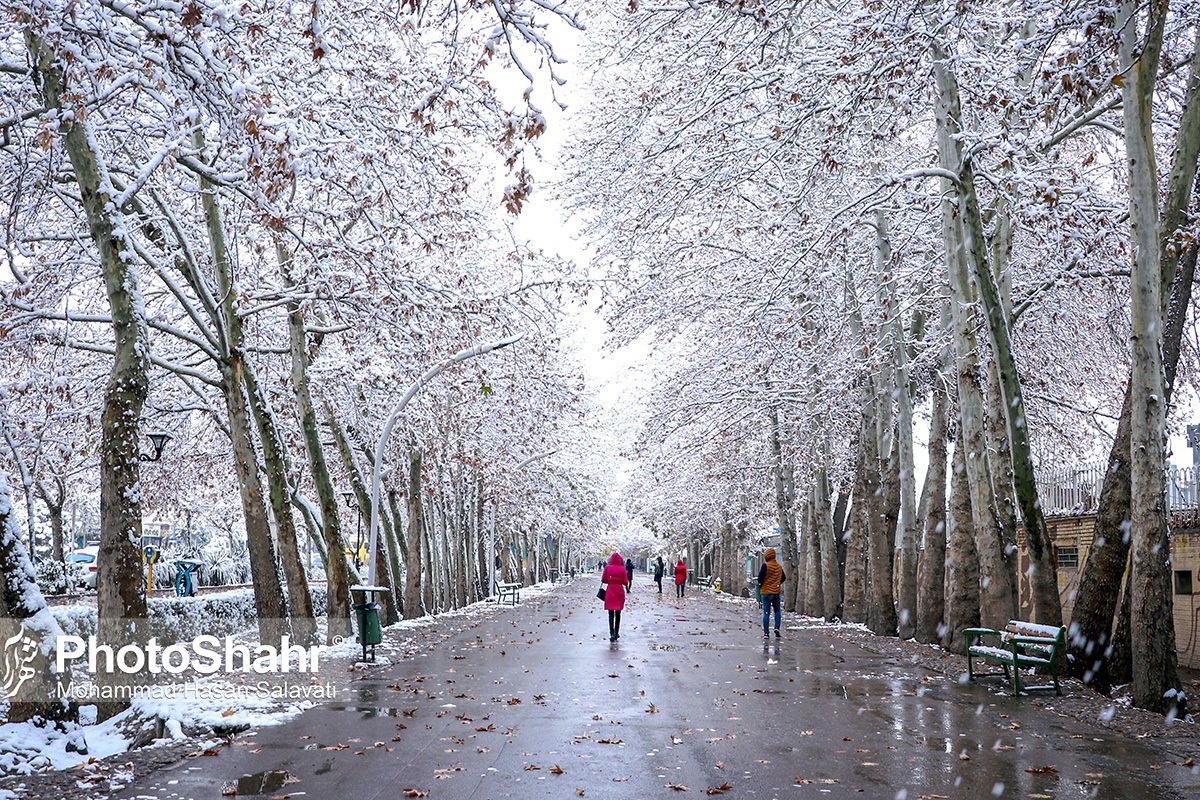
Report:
1,623,40,700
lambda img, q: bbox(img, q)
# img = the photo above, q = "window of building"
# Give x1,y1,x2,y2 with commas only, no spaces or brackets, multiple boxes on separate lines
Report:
1174,570,1194,595
1056,546,1079,569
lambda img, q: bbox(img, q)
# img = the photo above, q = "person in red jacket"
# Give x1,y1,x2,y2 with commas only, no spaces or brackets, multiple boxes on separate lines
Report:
674,558,687,598
601,552,628,642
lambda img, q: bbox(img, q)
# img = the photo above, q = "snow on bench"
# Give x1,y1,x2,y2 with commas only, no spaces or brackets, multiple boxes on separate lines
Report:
964,620,1065,696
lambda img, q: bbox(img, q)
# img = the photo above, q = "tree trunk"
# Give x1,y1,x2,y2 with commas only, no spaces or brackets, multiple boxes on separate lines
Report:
842,498,868,625
795,500,810,614
961,154,1062,626
809,469,838,620
1069,244,1197,687
27,30,149,719
196,133,287,647
404,445,425,619
804,494,823,616
933,47,1017,631
1120,0,1180,715
1068,22,1200,688
1109,566,1134,688
0,473,71,722
282,246,352,642
943,433,981,654
328,415,400,625
769,407,799,612
38,478,65,563
894,325,919,640
914,376,950,645
244,369,317,645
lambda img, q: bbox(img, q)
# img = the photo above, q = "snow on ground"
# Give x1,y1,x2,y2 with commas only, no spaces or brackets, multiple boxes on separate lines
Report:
0,580,565,778
0,713,128,775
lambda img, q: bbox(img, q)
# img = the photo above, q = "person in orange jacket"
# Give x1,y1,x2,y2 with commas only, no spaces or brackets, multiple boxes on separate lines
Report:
757,548,787,638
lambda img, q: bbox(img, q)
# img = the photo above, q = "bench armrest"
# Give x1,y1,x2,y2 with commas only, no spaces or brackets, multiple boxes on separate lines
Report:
963,627,1000,641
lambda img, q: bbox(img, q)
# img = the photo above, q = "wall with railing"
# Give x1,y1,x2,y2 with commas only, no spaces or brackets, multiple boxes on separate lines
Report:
1035,462,1200,518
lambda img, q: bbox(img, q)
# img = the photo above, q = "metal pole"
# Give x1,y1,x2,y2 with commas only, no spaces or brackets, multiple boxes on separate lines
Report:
367,335,523,588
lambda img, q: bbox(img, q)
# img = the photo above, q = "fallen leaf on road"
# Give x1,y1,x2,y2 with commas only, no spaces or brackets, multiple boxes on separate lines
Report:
665,783,689,791
402,791,429,798
647,703,659,713
597,737,623,744
794,776,812,785
1025,766,1058,774
706,782,733,794
576,789,585,796
524,764,540,771
550,765,564,774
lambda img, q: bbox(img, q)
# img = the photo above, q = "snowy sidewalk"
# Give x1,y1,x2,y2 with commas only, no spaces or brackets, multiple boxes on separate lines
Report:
11,578,1200,799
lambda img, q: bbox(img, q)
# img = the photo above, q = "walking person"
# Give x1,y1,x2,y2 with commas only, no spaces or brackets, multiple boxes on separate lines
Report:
757,548,787,639
625,557,635,592
601,553,628,641
654,556,665,594
674,558,687,598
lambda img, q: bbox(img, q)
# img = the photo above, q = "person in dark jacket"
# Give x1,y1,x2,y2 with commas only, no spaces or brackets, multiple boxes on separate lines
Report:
624,557,635,591
654,556,665,594
757,548,787,638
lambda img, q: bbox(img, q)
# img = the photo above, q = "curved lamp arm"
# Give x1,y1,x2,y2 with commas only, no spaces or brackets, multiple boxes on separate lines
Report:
366,333,524,588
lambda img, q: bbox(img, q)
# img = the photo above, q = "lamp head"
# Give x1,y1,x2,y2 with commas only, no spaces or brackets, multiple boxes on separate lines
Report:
140,433,172,462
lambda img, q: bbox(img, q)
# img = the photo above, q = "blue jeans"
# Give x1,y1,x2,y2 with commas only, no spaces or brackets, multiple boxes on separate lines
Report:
761,593,781,635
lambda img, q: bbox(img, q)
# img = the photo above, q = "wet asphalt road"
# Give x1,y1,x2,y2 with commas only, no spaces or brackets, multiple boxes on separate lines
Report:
115,577,1200,800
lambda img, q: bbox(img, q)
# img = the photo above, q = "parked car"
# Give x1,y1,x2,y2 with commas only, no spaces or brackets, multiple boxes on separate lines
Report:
66,546,99,590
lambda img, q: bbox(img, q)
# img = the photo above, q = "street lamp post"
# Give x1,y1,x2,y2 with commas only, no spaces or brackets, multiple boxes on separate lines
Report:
366,335,523,589
341,491,363,569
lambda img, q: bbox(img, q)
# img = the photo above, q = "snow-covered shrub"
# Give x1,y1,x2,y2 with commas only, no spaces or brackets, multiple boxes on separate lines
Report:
198,537,250,587
35,560,68,594
51,585,330,644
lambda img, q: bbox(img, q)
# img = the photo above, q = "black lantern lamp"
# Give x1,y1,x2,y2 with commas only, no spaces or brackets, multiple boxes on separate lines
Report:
140,433,172,462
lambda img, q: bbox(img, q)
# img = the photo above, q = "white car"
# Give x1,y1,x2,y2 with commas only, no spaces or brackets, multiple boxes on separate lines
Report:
66,546,99,590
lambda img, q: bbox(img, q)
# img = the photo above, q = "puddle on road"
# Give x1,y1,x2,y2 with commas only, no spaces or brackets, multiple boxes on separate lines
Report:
327,705,404,718
235,769,297,795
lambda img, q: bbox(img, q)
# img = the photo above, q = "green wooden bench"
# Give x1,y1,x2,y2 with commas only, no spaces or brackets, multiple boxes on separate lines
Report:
695,575,714,588
965,620,1066,695
496,582,521,606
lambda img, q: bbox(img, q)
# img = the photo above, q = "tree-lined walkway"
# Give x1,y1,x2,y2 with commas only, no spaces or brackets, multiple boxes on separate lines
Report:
115,580,1198,799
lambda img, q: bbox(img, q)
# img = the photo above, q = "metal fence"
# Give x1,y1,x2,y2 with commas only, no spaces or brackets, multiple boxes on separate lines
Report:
1035,462,1200,516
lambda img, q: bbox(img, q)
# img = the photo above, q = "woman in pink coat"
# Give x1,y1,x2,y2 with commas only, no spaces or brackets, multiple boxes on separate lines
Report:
674,559,688,598
601,552,628,642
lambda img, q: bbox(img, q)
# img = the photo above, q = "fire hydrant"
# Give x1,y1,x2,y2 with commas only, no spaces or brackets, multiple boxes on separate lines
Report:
714,577,722,593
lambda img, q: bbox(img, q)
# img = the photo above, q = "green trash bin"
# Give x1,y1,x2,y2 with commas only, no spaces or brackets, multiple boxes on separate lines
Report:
354,602,382,662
